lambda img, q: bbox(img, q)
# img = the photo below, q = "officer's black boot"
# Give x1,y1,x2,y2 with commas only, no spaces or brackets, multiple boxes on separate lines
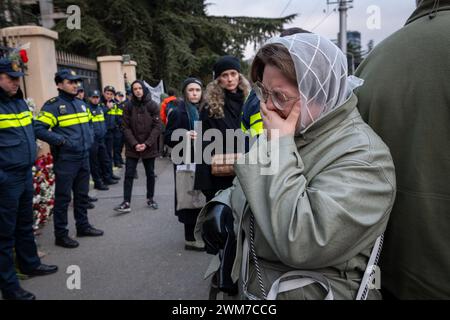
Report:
23,264,59,277
55,236,79,249
104,179,118,185
2,287,36,300
77,226,104,237
94,183,109,191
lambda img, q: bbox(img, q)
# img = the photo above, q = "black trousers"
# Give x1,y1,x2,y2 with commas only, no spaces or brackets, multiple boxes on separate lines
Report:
89,138,112,186
53,157,91,238
184,223,196,242
123,157,156,203
0,169,41,291
113,128,124,165
105,129,115,172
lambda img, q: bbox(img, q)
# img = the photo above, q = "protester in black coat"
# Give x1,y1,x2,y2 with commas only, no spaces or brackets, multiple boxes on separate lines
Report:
114,80,162,214
164,78,205,251
194,56,251,201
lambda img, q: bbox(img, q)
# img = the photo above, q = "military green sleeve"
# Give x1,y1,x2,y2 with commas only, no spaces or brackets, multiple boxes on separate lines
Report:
235,135,395,269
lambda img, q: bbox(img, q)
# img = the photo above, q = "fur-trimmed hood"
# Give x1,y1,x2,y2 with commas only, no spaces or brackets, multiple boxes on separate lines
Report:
203,74,251,119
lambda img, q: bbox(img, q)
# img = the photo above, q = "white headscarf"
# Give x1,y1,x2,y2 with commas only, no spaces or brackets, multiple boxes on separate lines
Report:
266,33,363,134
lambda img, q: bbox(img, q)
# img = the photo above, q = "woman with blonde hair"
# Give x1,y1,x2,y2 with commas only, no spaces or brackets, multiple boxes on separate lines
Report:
194,56,251,202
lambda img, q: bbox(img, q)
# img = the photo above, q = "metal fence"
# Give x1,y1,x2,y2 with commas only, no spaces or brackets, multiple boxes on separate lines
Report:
56,51,100,94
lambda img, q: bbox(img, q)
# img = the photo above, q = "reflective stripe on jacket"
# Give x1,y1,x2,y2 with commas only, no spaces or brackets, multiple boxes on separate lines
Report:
0,87,36,181
35,91,93,160
88,103,107,139
241,90,263,137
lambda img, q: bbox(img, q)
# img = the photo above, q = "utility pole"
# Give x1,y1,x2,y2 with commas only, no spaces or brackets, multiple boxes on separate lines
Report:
327,0,353,54
38,0,67,29
38,0,55,28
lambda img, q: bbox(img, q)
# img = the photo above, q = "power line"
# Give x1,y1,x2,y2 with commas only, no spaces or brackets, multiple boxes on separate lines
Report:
303,1,324,29
280,0,294,17
310,4,338,31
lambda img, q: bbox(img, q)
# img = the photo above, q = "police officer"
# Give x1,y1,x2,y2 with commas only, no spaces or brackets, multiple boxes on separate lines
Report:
101,85,121,180
113,91,126,168
241,90,263,136
75,85,97,208
76,86,86,102
35,69,104,249
0,58,58,300
87,90,111,191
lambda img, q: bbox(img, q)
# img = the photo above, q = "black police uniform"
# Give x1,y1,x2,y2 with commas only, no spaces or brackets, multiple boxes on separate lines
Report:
102,88,123,168
34,71,96,239
87,92,112,188
113,96,125,166
0,78,41,292
241,90,263,137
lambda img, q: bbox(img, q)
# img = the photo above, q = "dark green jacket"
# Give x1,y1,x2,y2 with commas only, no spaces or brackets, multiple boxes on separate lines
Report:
355,0,450,299
196,95,395,300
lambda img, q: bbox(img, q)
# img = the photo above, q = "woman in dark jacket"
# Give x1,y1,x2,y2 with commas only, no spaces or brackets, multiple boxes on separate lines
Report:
114,80,162,213
194,56,251,201
164,77,205,251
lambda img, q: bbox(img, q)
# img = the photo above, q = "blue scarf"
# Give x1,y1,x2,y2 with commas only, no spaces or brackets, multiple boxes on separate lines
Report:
186,102,199,130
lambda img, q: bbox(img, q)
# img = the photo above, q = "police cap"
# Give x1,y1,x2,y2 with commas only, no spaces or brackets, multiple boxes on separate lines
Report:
0,58,25,78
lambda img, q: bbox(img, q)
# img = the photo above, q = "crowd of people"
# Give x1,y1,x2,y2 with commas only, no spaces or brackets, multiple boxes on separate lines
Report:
0,0,448,301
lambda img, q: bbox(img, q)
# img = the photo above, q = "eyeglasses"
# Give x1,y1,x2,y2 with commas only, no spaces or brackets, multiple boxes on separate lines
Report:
253,81,300,111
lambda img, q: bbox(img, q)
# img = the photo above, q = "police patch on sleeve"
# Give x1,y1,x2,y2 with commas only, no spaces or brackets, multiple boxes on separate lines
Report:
81,105,86,112
59,105,67,115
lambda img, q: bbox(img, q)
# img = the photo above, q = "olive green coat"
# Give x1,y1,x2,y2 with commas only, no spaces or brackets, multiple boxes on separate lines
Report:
196,95,396,299
355,0,450,299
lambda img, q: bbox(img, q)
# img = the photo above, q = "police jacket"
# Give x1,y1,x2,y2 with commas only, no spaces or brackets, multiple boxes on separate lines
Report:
102,98,123,131
114,100,125,128
35,89,93,161
240,90,263,137
88,103,106,140
0,87,36,183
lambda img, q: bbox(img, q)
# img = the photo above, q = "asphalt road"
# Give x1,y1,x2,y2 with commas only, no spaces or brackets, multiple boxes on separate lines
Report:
18,157,212,300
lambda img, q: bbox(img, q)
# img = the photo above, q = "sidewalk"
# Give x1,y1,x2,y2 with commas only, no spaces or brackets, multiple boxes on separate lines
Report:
19,157,212,300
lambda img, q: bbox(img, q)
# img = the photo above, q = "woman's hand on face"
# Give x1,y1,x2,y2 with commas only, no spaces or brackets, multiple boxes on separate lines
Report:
260,100,301,140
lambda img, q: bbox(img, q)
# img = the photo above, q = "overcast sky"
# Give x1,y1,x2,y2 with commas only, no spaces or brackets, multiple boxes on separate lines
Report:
207,0,417,58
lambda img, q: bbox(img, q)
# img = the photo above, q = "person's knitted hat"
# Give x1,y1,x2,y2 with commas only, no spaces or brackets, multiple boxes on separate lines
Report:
213,55,241,79
181,77,203,93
